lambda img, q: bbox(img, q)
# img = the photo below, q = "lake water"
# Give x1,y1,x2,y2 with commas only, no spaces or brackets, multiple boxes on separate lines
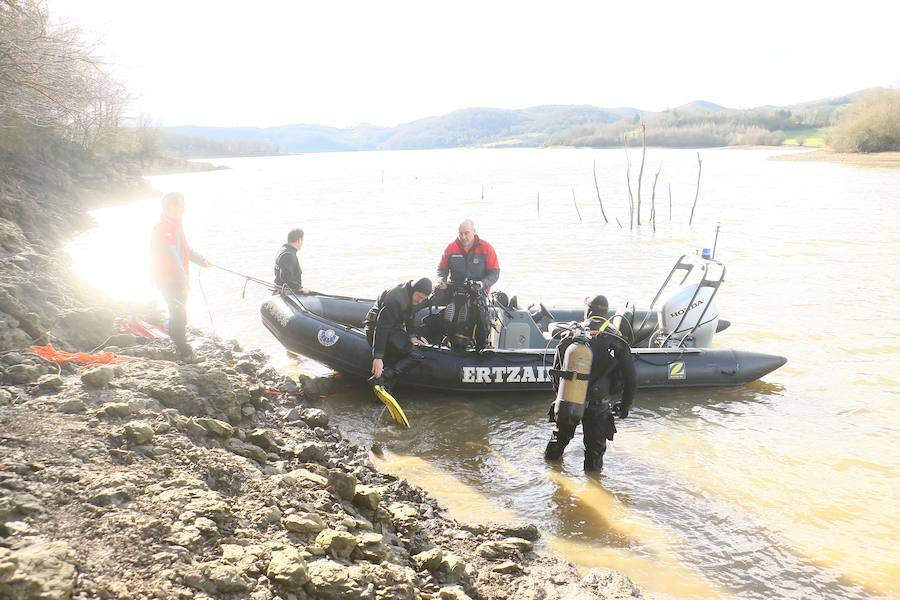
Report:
67,147,900,599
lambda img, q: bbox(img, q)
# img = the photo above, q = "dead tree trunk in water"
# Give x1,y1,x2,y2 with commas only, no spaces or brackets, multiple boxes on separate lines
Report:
668,183,672,222
636,121,646,225
650,163,662,233
571,188,582,222
689,152,703,225
592,160,609,223
536,191,540,213
624,134,635,230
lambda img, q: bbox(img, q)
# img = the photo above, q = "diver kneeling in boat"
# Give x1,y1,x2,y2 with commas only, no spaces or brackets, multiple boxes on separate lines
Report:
365,278,433,390
545,295,636,472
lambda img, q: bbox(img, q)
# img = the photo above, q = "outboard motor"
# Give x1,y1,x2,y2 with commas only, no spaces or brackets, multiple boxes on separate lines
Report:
638,253,726,349
656,283,719,347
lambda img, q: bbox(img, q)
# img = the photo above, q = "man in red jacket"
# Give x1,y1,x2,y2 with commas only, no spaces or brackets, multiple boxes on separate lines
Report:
150,192,211,361
436,219,500,292
431,219,500,349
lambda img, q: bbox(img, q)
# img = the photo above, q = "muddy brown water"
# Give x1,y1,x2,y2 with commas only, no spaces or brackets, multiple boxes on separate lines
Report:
68,147,900,599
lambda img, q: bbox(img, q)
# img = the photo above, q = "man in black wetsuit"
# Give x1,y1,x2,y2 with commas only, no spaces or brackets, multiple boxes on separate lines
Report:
365,278,433,390
545,296,637,472
273,228,307,294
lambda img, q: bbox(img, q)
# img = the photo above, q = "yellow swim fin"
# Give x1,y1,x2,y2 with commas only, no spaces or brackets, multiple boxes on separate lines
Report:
373,385,411,428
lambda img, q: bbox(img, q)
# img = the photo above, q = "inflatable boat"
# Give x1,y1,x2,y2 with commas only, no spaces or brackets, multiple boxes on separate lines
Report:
261,255,786,392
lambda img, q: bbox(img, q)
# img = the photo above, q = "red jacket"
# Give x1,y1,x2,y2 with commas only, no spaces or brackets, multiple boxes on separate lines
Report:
437,235,500,290
151,215,202,288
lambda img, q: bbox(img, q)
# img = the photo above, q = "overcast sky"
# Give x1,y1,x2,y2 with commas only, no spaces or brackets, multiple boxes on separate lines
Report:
48,0,900,128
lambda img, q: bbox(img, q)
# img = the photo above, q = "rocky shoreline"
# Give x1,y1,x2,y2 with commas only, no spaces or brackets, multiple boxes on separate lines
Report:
1,334,642,599
0,156,644,599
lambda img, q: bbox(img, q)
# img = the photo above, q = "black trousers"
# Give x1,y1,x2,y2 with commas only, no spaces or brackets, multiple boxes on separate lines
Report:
427,290,489,350
365,326,413,366
545,396,616,471
161,283,189,352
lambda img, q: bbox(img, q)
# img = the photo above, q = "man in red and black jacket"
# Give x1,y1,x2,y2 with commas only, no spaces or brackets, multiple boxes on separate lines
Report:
436,219,500,292
430,219,499,349
150,192,211,361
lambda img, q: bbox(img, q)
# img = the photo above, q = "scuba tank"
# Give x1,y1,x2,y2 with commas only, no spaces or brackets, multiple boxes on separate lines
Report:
552,326,593,428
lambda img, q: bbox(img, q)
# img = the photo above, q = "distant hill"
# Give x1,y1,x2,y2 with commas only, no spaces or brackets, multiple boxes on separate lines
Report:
675,100,729,112
160,105,644,156
159,92,865,156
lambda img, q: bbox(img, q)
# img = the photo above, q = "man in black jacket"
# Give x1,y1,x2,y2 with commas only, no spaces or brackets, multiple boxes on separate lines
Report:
545,298,637,472
364,278,433,390
274,228,307,294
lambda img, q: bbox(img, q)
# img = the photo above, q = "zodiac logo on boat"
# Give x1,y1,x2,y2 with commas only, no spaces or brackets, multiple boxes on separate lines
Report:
667,361,686,380
317,329,340,347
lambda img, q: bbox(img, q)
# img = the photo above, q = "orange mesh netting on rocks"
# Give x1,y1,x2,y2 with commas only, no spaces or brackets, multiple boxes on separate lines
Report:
30,345,120,365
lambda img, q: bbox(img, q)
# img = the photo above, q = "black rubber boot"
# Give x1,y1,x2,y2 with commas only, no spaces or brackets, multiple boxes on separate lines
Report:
544,431,571,461
583,448,605,472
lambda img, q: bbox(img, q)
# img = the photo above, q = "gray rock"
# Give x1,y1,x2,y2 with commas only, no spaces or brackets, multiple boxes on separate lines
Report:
165,524,203,548
105,333,139,348
52,306,115,351
194,516,219,536
476,537,533,560
315,529,358,560
282,513,326,534
281,468,328,487
87,483,137,507
58,398,86,414
306,560,416,600
491,561,523,574
102,402,132,417
386,502,420,534
494,521,541,541
196,417,234,438
234,360,257,374
299,407,329,428
353,484,380,510
439,586,474,600
36,373,63,390
246,428,280,452
205,564,251,593
0,388,12,406
0,352,28,366
437,552,467,585
266,547,309,589
81,365,116,388
225,439,268,463
124,421,155,445
220,544,244,563
439,585,472,600
413,548,444,571
263,506,282,523
304,559,359,599
4,363,41,384
294,441,326,462
354,532,388,564
184,418,208,438
326,470,357,501
3,492,42,515
0,541,76,600
581,567,645,599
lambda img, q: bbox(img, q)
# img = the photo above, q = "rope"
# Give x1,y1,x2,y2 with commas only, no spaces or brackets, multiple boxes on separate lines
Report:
198,268,216,336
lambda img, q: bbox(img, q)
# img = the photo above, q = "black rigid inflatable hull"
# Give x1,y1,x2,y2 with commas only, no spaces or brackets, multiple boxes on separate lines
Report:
261,295,786,393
